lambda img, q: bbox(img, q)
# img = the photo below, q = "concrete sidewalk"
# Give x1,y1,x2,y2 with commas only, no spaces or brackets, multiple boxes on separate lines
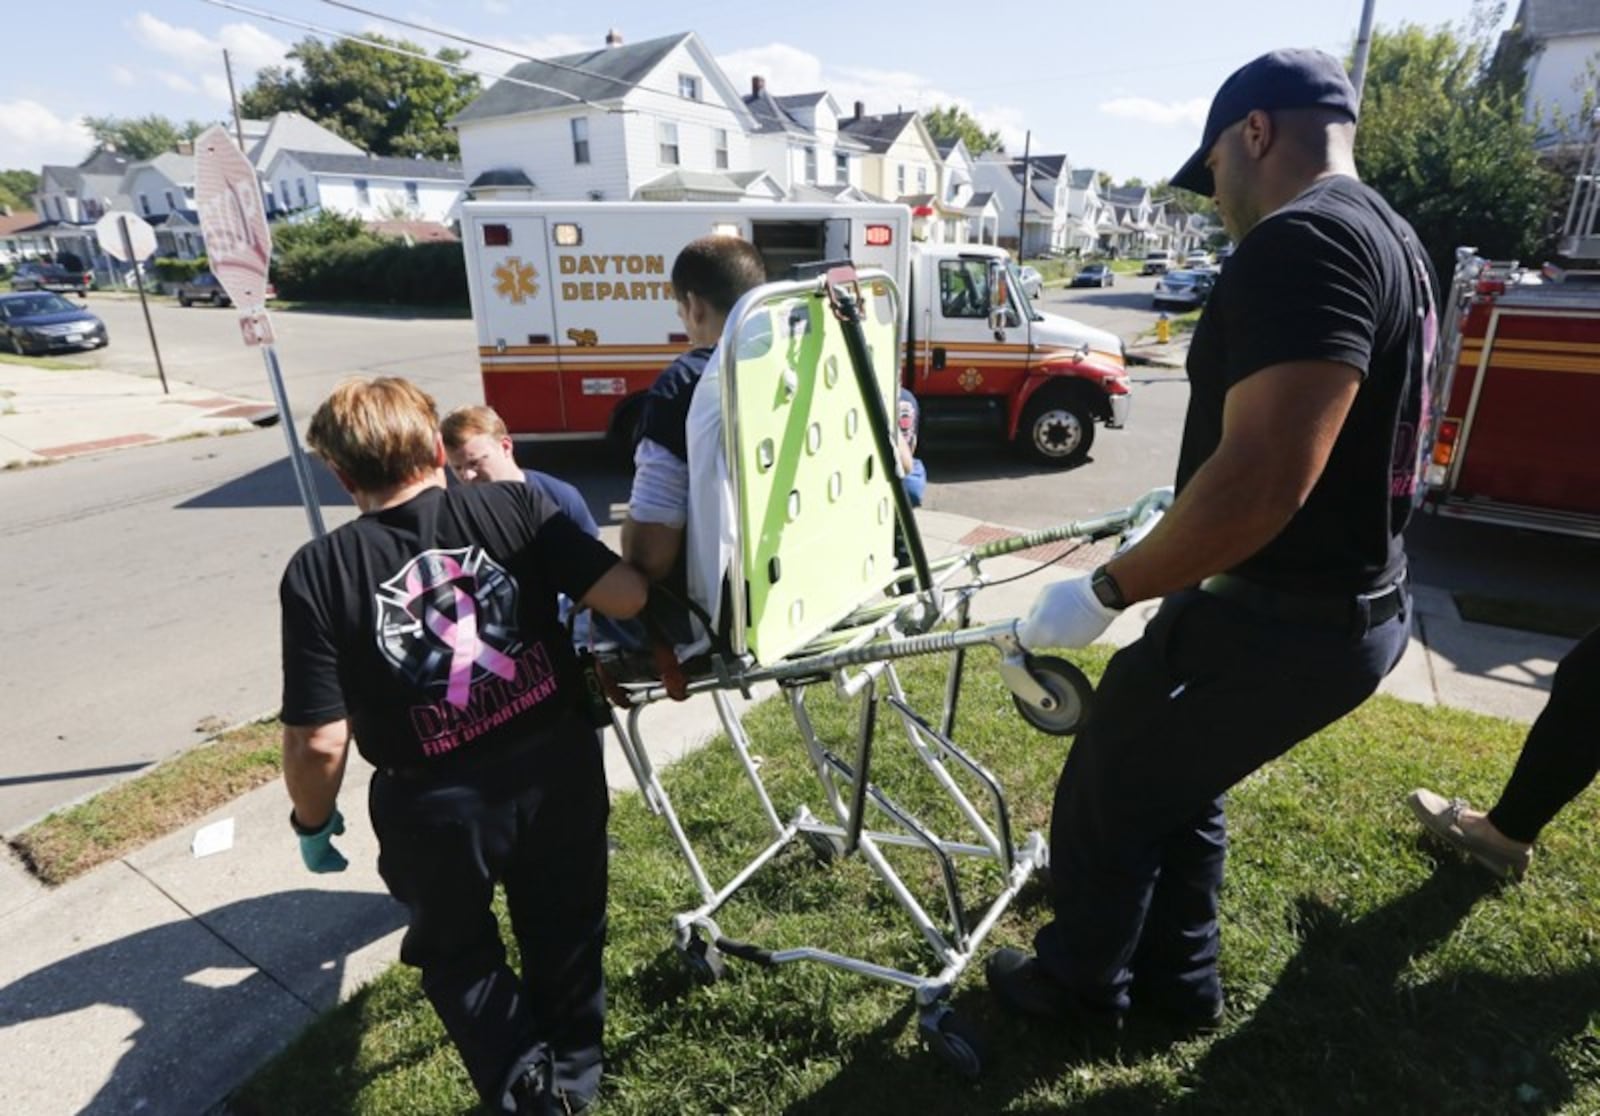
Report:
0,347,1578,1112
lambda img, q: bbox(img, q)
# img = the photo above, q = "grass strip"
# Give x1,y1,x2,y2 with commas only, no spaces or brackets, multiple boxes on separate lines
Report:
9,718,282,886
233,650,1600,1115
1454,592,1600,640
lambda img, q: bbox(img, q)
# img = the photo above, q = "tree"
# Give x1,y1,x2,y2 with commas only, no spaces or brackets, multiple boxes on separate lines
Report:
0,169,39,212
81,115,206,161
1355,21,1562,282
241,35,479,160
921,104,1004,156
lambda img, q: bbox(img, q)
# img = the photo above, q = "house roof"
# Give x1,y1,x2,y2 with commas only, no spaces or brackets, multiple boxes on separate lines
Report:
247,111,363,169
898,193,937,207
967,190,994,207
282,151,462,181
636,168,758,196
469,168,535,189
774,92,829,109
0,210,40,236
839,110,918,152
788,182,874,203
1107,186,1151,207
41,149,131,198
1517,0,1600,39
744,89,810,135
454,32,690,123
124,152,193,187
1021,154,1068,179
1068,168,1097,189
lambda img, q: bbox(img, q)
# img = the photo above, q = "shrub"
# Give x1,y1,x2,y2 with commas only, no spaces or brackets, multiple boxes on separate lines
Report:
151,256,208,283
271,236,465,305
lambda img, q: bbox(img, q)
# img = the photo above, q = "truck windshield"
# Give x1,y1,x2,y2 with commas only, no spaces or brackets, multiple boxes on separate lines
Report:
1006,261,1040,320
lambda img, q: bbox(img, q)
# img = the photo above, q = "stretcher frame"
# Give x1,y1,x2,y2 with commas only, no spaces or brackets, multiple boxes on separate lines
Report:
603,266,1165,1075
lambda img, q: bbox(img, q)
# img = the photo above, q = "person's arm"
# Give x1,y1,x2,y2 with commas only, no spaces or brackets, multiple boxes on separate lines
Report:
581,561,649,619
283,720,350,830
621,519,684,584
1105,359,1362,603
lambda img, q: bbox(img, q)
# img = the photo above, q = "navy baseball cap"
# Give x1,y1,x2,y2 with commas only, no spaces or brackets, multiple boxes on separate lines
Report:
1171,48,1359,197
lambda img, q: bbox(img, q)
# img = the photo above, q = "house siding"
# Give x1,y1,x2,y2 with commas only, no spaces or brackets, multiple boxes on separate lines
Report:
459,110,632,200
1526,34,1600,138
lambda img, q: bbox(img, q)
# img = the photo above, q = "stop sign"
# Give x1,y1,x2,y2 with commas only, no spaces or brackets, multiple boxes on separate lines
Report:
194,124,272,309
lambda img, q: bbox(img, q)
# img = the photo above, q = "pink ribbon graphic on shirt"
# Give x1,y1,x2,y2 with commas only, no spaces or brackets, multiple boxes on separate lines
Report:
403,554,518,708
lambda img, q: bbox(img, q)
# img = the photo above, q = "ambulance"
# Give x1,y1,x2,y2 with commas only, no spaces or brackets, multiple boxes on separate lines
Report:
461,201,1130,466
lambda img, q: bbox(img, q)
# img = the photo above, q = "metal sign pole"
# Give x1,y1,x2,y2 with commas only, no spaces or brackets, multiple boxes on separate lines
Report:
120,215,169,395
259,341,326,537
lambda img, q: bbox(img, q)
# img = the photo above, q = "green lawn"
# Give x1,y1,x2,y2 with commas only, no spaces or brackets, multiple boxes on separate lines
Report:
234,649,1600,1115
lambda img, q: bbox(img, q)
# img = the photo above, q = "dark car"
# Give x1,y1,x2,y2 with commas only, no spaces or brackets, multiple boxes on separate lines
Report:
0,291,108,354
1071,262,1115,288
11,261,92,295
176,271,231,307
1152,269,1216,311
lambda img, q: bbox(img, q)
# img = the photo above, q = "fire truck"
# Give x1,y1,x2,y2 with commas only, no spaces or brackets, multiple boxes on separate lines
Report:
1422,135,1600,539
461,201,1130,467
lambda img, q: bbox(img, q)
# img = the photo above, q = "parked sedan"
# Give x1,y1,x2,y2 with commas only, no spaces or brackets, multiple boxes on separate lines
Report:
1017,265,1044,299
1152,269,1216,311
175,270,276,306
11,261,92,295
0,291,108,354
1071,262,1115,288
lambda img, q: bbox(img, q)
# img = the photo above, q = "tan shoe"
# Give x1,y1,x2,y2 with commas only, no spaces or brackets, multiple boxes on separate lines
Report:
1407,788,1533,881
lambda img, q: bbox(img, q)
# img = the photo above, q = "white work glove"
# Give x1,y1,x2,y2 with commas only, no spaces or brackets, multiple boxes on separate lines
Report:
1017,574,1120,651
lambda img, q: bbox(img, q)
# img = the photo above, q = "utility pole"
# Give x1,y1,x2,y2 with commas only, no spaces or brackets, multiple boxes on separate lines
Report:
1350,0,1378,110
1016,130,1032,260
223,49,247,151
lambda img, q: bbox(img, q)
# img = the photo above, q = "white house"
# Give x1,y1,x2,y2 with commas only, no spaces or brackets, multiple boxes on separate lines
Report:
453,31,768,202
241,112,364,212
972,153,1069,257
935,138,999,244
741,81,869,197
1065,168,1108,256
1502,0,1600,145
262,150,464,223
1106,186,1160,256
31,149,130,276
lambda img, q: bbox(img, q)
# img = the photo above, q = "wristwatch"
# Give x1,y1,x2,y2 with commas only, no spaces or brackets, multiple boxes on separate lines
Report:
1090,565,1128,611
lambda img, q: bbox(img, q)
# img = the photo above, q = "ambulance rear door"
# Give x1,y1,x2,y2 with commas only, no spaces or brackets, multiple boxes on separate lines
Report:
464,210,564,434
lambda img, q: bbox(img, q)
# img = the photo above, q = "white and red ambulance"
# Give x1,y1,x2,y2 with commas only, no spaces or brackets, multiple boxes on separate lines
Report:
461,201,1130,467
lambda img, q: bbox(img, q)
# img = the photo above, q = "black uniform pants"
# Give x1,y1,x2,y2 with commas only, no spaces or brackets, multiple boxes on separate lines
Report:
369,716,609,1114
1488,625,1600,844
1035,587,1409,1016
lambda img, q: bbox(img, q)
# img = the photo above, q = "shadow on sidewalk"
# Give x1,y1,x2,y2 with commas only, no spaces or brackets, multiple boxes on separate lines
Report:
178,455,352,511
0,888,403,1114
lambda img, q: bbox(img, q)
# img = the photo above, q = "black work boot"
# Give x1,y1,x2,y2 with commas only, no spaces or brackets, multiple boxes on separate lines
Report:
984,947,1123,1037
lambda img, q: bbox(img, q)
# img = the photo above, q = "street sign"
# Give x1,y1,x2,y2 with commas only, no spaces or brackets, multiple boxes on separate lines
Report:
194,124,272,309
94,211,156,263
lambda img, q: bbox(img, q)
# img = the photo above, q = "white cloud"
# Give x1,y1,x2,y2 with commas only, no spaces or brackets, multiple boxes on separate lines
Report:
128,11,289,100
157,72,199,95
111,66,138,88
1097,97,1209,129
0,101,94,173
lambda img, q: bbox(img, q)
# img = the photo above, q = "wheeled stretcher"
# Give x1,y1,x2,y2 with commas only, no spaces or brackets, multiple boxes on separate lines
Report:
600,265,1168,1076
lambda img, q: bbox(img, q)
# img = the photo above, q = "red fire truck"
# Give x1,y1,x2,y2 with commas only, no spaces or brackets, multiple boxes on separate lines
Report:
1421,140,1600,539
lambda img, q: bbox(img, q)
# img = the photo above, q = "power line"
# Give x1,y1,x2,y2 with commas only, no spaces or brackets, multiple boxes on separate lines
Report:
197,0,620,113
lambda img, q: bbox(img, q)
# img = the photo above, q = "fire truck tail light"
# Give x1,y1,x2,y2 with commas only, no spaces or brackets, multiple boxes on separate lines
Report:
1475,278,1505,296
552,223,582,247
1432,418,1461,467
864,224,893,247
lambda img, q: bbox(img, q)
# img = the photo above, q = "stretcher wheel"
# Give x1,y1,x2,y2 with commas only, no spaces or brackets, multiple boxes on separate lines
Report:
681,931,726,985
1012,655,1093,736
918,1005,983,1079
802,829,845,864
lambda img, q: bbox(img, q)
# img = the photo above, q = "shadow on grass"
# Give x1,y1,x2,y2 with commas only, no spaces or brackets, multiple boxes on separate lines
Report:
783,863,1598,1115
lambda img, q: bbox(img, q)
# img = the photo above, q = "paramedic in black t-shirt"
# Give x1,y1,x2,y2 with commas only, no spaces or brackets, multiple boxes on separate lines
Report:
279,377,647,1116
986,50,1437,1036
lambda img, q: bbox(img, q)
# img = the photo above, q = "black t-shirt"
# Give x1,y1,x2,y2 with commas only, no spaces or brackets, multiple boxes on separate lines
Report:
637,347,713,462
280,482,620,768
1179,176,1437,594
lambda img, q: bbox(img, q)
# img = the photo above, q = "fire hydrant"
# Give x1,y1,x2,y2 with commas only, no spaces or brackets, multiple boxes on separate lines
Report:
1156,311,1171,345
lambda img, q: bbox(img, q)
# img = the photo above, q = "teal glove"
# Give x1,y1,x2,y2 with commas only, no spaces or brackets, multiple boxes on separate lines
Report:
292,807,348,873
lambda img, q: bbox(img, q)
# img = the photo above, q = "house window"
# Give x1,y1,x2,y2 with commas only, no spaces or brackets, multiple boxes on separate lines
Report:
297,180,307,206
164,190,177,210
571,117,590,164
917,167,928,193
405,181,419,207
139,194,150,215
835,152,849,183
896,164,906,195
281,180,291,208
804,146,818,184
678,74,700,101
658,121,680,166
714,128,729,170
355,179,370,206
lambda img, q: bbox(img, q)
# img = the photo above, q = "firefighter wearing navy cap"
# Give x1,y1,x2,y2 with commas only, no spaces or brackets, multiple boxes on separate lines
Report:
986,49,1439,1037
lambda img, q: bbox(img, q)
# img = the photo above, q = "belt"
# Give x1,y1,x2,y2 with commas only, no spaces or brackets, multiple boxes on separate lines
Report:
1199,573,1408,636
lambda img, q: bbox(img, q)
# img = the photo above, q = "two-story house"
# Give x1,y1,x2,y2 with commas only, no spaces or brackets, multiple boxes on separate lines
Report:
935,138,999,244
262,150,464,223
972,152,1069,257
1065,168,1108,256
453,30,771,202
242,111,366,214
742,80,871,199
1501,0,1600,146
32,149,130,275
1106,185,1159,257
838,106,944,208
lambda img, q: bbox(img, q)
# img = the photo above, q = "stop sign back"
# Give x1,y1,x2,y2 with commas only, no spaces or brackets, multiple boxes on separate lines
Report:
194,124,272,309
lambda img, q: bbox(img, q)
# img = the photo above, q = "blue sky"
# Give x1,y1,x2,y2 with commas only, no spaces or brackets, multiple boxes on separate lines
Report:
3,0,1513,184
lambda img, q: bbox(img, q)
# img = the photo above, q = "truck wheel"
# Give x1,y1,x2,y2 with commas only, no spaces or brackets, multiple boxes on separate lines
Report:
1018,390,1095,467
